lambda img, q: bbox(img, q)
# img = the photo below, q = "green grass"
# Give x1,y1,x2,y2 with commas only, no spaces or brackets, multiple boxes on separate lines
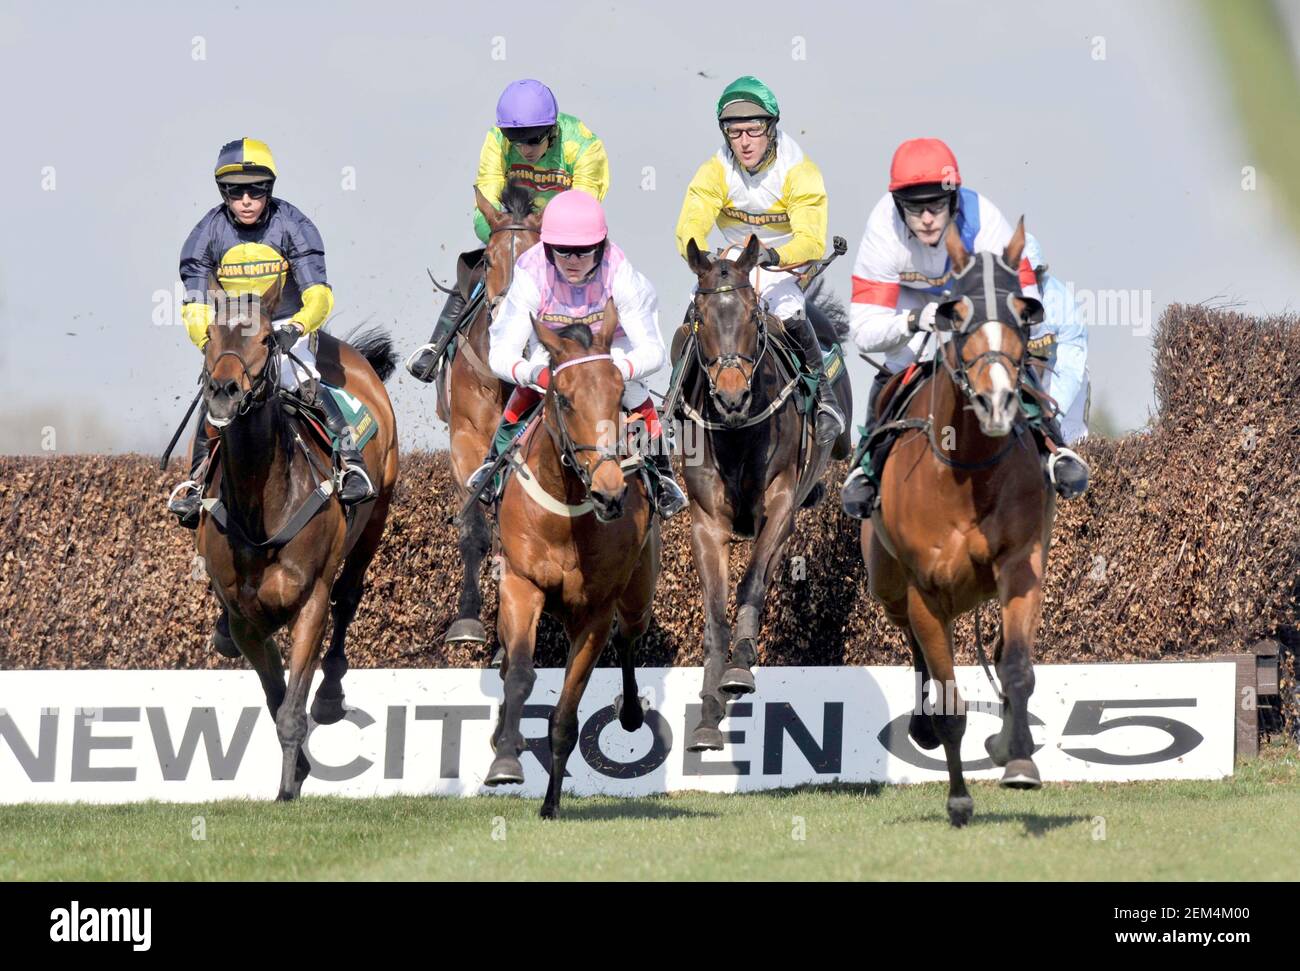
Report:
3,743,1296,881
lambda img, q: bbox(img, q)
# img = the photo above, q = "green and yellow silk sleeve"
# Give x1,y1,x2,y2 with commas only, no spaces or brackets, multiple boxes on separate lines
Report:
571,137,611,201
776,158,828,267
675,157,728,259
473,129,508,243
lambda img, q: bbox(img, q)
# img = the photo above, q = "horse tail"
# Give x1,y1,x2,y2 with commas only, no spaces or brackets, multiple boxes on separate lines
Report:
345,326,398,382
806,278,850,344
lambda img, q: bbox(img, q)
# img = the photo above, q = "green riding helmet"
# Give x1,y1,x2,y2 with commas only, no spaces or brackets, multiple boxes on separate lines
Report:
716,75,780,125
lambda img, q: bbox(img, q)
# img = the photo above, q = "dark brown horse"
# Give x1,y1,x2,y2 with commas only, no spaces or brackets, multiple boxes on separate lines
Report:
196,280,399,800
485,303,661,819
679,234,852,751
863,220,1050,826
437,185,542,647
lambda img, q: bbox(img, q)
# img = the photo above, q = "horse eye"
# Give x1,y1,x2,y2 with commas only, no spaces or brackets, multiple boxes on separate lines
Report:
556,394,571,410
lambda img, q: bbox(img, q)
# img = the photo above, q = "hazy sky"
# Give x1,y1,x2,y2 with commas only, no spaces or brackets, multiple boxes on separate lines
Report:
2,0,1297,455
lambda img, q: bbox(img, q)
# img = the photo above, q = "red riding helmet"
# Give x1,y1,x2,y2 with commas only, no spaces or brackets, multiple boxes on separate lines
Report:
889,138,962,193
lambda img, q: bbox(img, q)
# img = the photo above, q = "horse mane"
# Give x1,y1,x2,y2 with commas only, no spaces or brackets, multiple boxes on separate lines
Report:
806,279,850,343
499,183,535,222
554,323,594,349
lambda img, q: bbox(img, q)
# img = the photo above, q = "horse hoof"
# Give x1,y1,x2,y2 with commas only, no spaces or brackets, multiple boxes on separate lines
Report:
984,733,1010,768
909,712,942,751
947,796,974,828
484,755,525,786
445,618,487,645
489,646,505,669
1000,759,1042,790
310,693,346,726
719,667,756,695
687,726,724,752
614,694,646,732
540,803,559,821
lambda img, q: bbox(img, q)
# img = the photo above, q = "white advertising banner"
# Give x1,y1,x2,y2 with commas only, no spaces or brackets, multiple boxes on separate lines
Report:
0,663,1236,803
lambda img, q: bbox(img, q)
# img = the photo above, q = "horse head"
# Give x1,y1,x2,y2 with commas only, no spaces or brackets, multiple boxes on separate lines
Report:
531,300,629,522
477,183,542,302
935,219,1044,437
686,234,768,425
202,273,282,428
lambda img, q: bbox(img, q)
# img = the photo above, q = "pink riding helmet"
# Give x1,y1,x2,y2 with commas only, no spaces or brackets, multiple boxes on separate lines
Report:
540,190,608,247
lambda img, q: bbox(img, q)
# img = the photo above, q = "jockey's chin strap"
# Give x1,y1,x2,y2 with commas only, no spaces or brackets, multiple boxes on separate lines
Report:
689,279,770,401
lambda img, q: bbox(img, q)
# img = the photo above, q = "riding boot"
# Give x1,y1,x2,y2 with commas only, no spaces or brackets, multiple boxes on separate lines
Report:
167,400,212,529
648,451,688,519
406,289,468,382
786,312,845,447
840,371,893,520
316,387,376,505
467,416,526,500
1023,389,1090,499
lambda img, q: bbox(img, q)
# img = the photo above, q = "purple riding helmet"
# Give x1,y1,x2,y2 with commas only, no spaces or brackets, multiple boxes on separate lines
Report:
496,79,559,128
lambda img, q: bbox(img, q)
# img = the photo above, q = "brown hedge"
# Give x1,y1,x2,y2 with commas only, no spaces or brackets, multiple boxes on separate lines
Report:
1,305,1296,689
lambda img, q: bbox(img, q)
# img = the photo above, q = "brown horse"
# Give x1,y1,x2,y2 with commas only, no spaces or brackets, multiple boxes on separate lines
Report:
196,279,399,800
485,304,661,819
436,184,542,647
678,234,852,752
862,220,1050,826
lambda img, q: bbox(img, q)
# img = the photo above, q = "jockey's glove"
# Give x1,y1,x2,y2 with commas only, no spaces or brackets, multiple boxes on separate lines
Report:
758,246,782,268
273,323,304,354
908,302,939,334
528,364,551,390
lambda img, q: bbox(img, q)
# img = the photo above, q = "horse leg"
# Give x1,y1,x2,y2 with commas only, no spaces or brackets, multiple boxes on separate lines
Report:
229,613,286,719
986,554,1045,790
276,579,332,802
446,501,492,647
688,515,732,751
907,585,972,827
313,494,390,725
541,612,615,820
722,489,796,695
485,570,543,785
613,535,659,732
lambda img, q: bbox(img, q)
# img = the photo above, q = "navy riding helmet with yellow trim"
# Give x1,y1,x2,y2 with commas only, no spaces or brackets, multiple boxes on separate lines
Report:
215,137,278,185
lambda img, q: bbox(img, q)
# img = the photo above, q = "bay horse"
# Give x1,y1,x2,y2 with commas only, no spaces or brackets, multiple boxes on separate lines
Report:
485,303,661,819
863,219,1050,827
437,184,542,647
679,234,852,752
196,278,399,800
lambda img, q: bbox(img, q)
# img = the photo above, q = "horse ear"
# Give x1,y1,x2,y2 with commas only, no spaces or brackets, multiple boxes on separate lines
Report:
475,187,506,231
944,222,970,275
1003,217,1026,269
686,237,711,277
733,233,764,275
595,299,618,352
531,314,567,362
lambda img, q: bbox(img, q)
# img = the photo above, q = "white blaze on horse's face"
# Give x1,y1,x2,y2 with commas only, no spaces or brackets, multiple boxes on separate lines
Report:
970,321,1018,437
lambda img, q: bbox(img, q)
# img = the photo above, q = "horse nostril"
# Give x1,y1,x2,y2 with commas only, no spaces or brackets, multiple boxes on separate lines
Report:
223,379,240,398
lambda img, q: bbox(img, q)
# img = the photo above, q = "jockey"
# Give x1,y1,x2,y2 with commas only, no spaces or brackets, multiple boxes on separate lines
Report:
1024,233,1090,444
466,190,688,519
407,79,611,380
167,137,374,528
674,75,845,447
838,138,1090,519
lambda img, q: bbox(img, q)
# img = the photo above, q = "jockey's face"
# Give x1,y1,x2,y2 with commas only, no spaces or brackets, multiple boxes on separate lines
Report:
506,126,551,164
902,200,951,247
552,245,599,283
724,120,772,171
223,185,269,226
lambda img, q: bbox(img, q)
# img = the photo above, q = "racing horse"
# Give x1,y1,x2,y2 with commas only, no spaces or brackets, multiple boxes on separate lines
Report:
485,303,661,819
196,278,399,800
435,184,542,648
862,220,1050,827
677,234,852,751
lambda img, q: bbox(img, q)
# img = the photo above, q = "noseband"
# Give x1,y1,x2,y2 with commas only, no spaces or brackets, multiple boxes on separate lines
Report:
204,331,281,424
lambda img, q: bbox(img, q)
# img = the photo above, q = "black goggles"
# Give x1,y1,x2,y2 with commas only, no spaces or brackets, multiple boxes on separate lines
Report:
221,182,272,200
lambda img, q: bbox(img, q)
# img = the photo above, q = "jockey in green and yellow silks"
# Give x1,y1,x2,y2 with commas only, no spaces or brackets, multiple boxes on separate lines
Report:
406,79,611,381
167,138,374,528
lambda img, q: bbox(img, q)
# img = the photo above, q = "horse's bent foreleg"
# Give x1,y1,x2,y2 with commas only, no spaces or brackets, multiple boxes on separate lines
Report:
614,532,659,733
541,612,614,820
276,580,332,801
446,501,492,646
688,515,732,751
723,488,796,695
485,570,543,786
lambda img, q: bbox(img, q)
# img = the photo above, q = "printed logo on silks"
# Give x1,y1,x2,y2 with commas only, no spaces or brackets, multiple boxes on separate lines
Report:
1027,332,1058,360
506,164,572,192
720,207,788,227
538,310,606,328
217,242,289,298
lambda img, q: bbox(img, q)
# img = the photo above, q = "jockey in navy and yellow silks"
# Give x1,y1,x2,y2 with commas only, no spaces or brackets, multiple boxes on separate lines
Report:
406,79,611,382
168,138,374,529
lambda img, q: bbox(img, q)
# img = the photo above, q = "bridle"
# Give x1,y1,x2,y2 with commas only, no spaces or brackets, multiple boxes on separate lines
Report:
542,353,637,501
484,221,535,321
203,328,282,426
688,279,770,403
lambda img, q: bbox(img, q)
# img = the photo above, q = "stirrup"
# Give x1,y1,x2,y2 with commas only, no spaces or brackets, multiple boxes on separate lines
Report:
404,343,440,381
336,463,375,501
466,460,496,497
167,479,200,507
1046,447,1090,498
